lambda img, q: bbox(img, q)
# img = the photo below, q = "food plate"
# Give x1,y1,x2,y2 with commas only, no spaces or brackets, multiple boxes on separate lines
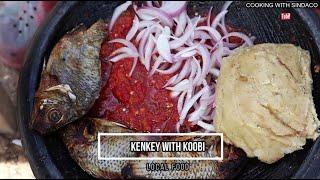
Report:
17,1,320,178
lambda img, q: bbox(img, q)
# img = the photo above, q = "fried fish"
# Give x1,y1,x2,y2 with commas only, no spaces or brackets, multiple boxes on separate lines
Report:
62,118,246,179
30,20,106,134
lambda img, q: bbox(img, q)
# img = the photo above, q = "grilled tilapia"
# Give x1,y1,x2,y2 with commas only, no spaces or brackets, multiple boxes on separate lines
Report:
30,20,106,134
62,118,246,179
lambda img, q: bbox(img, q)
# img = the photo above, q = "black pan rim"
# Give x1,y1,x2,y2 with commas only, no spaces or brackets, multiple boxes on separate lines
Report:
17,1,320,179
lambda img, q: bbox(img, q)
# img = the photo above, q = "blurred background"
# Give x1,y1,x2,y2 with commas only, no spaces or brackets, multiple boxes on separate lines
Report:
0,1,57,178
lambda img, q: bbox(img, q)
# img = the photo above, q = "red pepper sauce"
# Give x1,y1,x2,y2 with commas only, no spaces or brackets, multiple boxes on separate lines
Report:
90,9,192,133
91,9,245,133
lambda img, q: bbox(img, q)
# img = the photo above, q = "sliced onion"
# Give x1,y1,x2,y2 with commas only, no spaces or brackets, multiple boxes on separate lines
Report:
197,44,211,85
108,53,133,62
180,85,208,122
137,12,156,21
222,47,232,56
192,57,202,85
135,28,147,42
172,60,191,85
109,1,132,31
137,7,173,27
222,41,238,49
176,122,182,133
138,28,150,66
177,92,186,114
188,60,197,80
169,16,199,49
201,115,213,121
156,33,172,62
211,10,228,28
109,38,138,53
126,15,140,41
154,1,161,7
210,68,220,77
221,32,253,46
186,84,194,102
150,55,164,76
129,57,138,76
144,34,155,71
156,60,182,74
146,1,153,7
222,1,233,11
191,16,206,24
160,1,187,17
196,26,222,42
207,7,213,26
174,44,199,58
201,94,215,106
180,50,197,58
171,90,182,98
220,1,233,40
133,4,138,12
110,47,139,57
166,79,191,92
188,105,206,122
197,121,215,131
218,23,228,36
194,30,211,40
139,20,159,29
163,74,178,87
174,11,187,37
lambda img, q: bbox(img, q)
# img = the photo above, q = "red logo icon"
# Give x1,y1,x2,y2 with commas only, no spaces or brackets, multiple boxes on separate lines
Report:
281,12,291,20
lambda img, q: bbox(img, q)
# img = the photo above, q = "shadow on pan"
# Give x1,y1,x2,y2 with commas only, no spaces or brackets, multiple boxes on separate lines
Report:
17,1,320,179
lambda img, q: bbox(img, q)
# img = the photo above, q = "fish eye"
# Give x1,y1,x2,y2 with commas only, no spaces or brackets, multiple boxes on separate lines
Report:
47,109,62,123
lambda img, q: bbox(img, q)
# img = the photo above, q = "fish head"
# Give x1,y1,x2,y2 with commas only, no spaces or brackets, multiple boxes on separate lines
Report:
30,84,77,134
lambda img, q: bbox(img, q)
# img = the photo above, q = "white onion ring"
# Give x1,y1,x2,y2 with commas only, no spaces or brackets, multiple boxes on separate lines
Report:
129,57,138,76
192,57,202,86
150,55,164,76
172,60,191,85
197,120,215,131
163,74,178,88
166,79,191,92
157,60,182,74
220,32,254,46
110,47,139,57
138,27,151,66
169,16,199,49
137,7,174,27
144,34,156,71
179,85,208,122
174,44,199,59
109,1,132,31
211,10,228,29
188,105,206,122
109,38,138,52
197,44,211,85
196,26,222,42
174,11,187,37
108,53,134,62
194,30,212,40
146,1,153,7
126,15,140,41
160,1,187,17
156,33,172,62
178,91,187,114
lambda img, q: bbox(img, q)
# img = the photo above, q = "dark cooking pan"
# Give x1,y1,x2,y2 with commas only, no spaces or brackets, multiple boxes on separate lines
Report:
17,1,320,179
